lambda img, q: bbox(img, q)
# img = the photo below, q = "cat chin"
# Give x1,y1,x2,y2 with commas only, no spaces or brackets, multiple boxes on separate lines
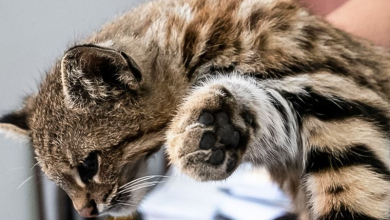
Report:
104,206,137,217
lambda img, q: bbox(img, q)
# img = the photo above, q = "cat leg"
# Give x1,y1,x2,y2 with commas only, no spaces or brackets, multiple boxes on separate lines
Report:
301,115,390,220
303,134,390,220
167,72,390,219
266,73,390,220
166,74,299,181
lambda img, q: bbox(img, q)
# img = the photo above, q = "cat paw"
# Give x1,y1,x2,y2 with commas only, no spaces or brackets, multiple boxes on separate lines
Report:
167,85,250,181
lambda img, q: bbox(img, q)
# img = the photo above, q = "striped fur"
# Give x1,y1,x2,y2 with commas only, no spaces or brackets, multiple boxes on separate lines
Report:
168,72,390,220
1,0,390,218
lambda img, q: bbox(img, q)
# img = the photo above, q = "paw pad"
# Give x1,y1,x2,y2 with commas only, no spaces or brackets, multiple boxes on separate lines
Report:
200,133,216,150
198,112,214,125
209,149,225,165
197,111,242,166
216,112,229,125
168,88,249,181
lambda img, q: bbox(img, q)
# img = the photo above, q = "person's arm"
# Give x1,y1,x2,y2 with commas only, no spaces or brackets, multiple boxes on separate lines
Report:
300,0,390,49
326,0,390,48
299,0,348,16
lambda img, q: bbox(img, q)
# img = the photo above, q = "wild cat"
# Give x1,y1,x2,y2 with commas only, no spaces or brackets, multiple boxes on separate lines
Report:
0,0,390,219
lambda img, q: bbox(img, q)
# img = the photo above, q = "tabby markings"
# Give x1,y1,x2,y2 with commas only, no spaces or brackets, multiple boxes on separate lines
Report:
306,145,390,180
317,205,381,220
280,87,390,134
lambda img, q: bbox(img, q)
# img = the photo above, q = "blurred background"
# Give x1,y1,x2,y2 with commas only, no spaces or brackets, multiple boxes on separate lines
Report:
0,0,347,220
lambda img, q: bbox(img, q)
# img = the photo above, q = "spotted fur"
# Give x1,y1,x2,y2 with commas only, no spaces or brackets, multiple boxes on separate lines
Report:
1,0,390,219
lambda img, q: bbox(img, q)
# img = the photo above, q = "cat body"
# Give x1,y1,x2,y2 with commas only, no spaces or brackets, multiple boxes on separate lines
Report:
1,0,390,219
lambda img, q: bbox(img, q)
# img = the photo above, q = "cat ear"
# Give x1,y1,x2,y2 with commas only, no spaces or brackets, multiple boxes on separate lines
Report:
0,96,34,139
0,111,29,137
60,45,142,108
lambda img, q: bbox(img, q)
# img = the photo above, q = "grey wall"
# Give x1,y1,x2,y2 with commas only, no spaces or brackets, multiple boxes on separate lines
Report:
0,1,146,219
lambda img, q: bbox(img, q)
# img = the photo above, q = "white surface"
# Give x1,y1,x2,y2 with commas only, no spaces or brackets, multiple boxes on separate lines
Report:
140,165,288,220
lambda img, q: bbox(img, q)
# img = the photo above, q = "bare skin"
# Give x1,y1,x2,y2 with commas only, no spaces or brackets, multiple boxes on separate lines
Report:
298,0,348,16
300,0,390,48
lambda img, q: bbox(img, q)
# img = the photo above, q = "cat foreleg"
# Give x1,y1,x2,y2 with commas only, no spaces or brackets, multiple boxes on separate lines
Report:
166,74,299,181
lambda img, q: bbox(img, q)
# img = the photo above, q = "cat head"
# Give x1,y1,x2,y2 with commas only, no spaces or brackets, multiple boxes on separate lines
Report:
0,44,182,218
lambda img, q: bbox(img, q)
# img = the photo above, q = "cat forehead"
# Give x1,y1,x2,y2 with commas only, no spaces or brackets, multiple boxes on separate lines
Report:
30,70,138,138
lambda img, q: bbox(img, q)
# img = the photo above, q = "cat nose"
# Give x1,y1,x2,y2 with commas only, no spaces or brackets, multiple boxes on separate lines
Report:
76,200,99,218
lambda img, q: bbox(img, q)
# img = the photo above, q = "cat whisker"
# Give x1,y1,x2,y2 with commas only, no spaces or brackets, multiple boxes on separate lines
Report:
108,199,138,209
117,184,157,195
119,182,160,194
110,203,136,210
17,176,33,190
119,176,155,189
119,175,169,189
30,161,40,171
117,200,138,205
115,202,134,207
118,181,165,194
120,180,165,190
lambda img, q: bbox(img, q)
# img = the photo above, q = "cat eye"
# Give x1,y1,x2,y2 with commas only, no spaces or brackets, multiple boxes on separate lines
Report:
77,151,99,184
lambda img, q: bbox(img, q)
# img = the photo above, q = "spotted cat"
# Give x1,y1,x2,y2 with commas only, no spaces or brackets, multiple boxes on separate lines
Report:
1,0,390,219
